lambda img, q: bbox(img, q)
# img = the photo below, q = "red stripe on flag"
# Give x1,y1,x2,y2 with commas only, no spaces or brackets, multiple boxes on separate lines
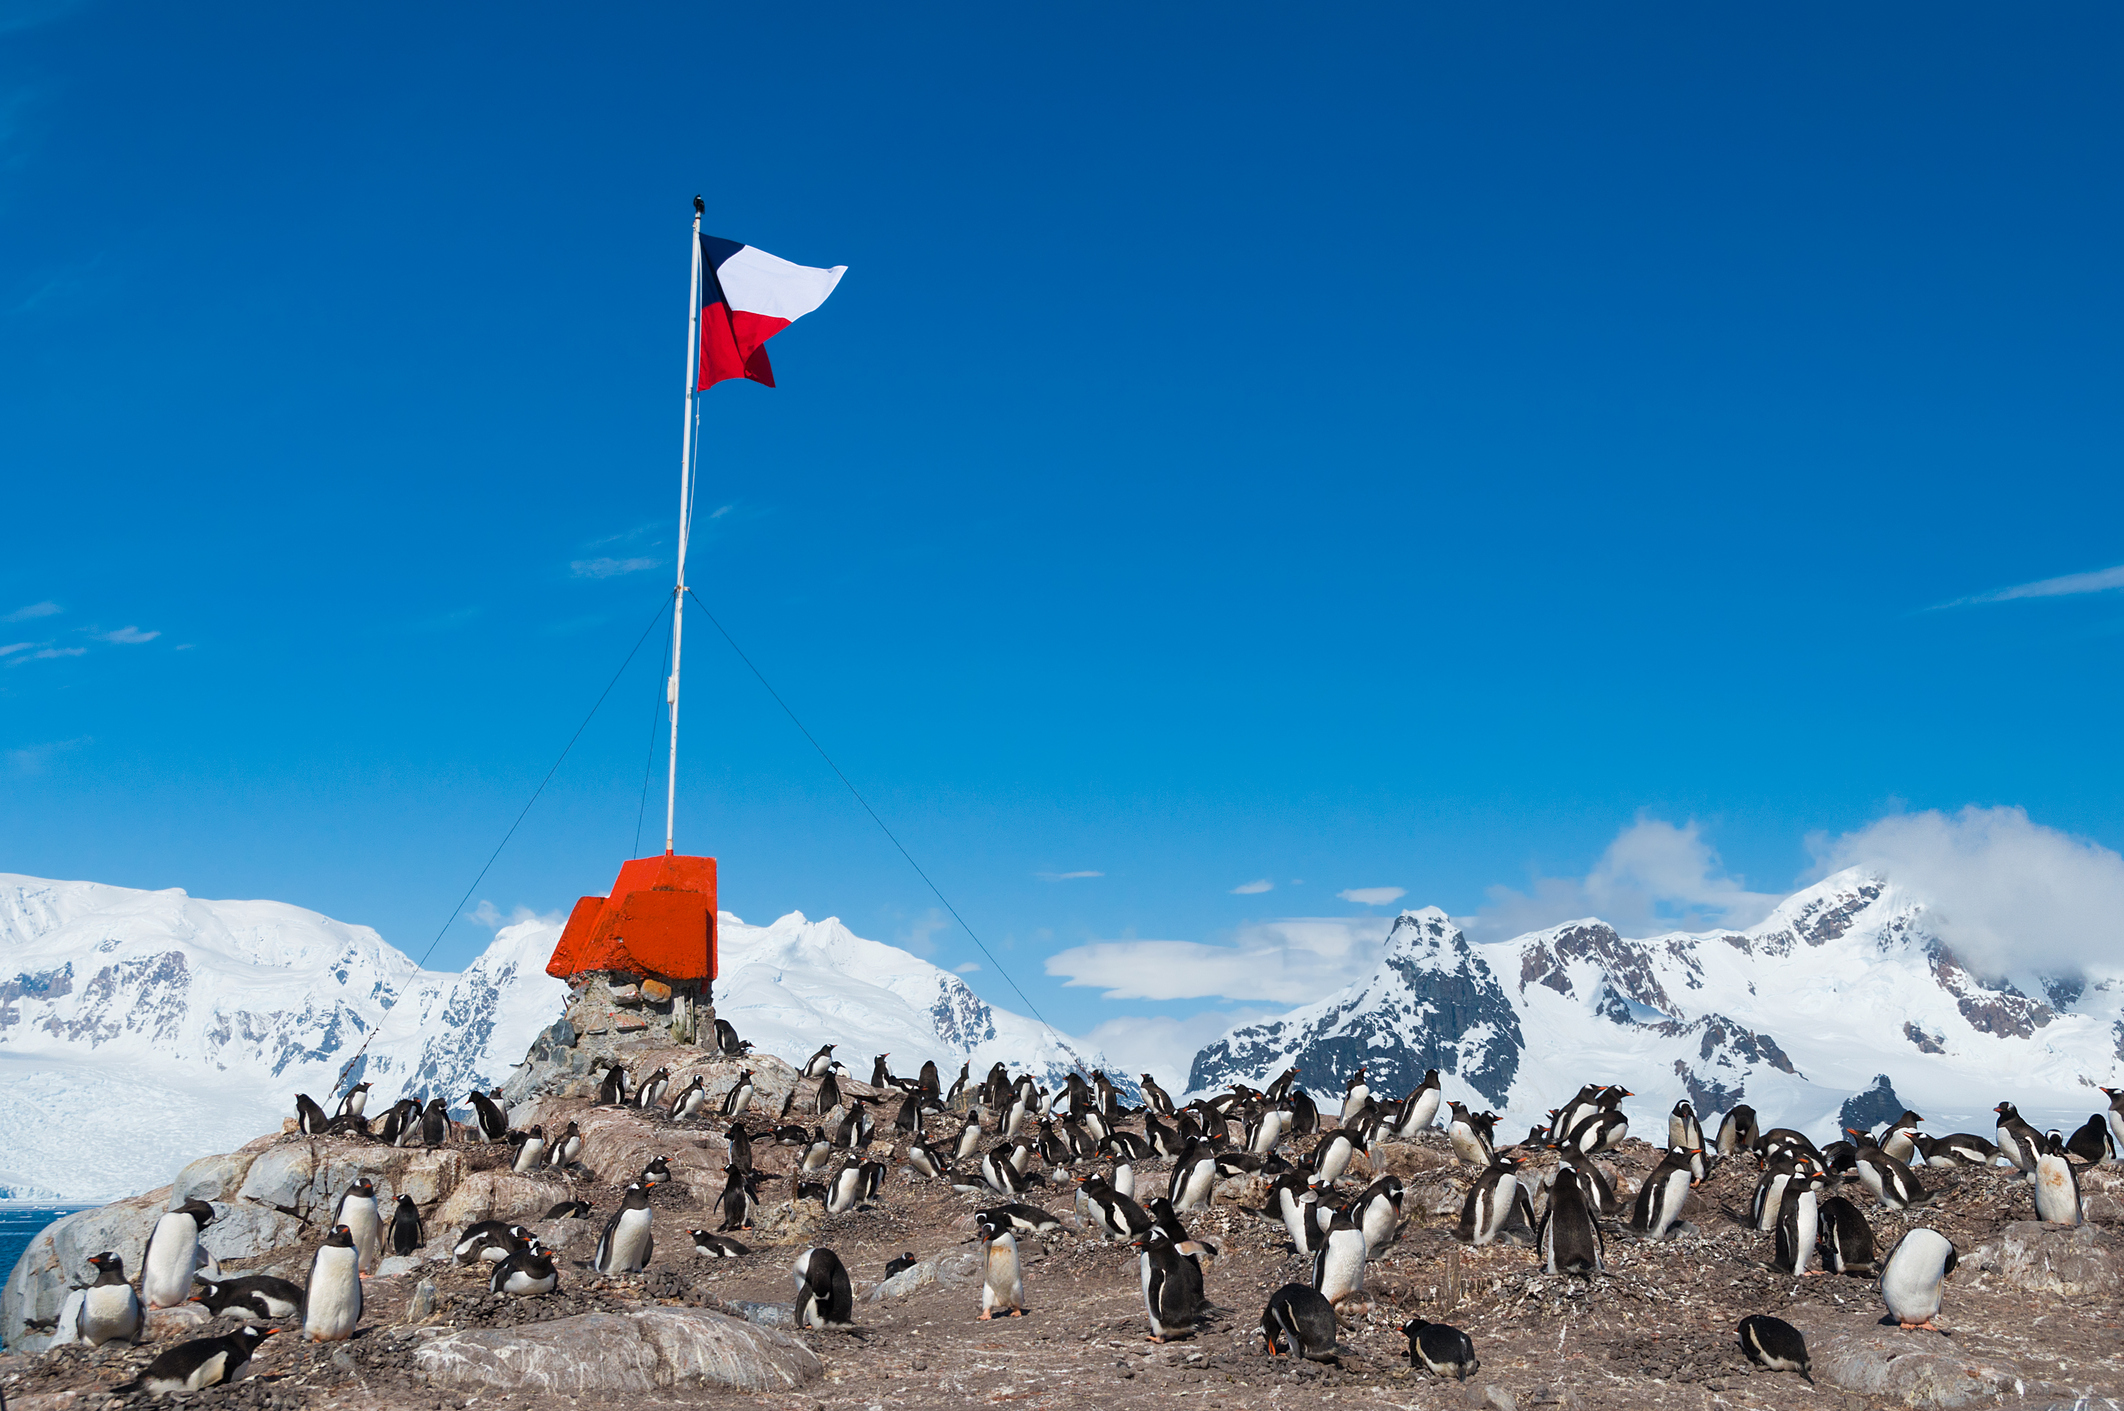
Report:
698,303,793,390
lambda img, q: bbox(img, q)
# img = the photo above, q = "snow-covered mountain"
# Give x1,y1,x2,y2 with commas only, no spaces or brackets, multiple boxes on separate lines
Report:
0,874,1115,1202
1188,869,2124,1141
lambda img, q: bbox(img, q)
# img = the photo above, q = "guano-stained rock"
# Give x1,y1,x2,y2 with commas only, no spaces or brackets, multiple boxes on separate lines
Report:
412,1307,822,1392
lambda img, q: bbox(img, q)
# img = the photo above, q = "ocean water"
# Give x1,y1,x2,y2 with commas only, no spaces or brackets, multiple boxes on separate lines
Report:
1,1201,93,1346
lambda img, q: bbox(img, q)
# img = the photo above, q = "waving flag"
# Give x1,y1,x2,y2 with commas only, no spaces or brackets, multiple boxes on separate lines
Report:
698,236,846,390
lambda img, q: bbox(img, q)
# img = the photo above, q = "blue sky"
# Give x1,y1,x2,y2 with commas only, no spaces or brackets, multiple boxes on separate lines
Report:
5,4,2123,1062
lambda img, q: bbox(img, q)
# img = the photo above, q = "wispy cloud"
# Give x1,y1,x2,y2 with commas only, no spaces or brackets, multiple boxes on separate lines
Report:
467,901,564,931
1047,916,1393,1002
3,601,60,623
1229,879,1273,895
1337,886,1405,906
96,625,158,644
0,643,31,657
1082,1006,1288,1087
5,646,86,666
1035,870,1103,882
7,736,90,774
1463,815,1781,942
898,907,951,957
570,557,661,579
953,961,981,974
1933,562,2124,609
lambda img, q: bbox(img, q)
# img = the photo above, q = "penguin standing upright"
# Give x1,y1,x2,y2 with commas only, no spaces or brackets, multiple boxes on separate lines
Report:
976,1211,1027,1320
1312,1210,1368,1305
2103,1087,2124,1153
594,1184,655,1273
1340,1068,1370,1123
1537,1161,1604,1277
548,1120,582,1168
2065,1113,2112,1166
717,1166,758,1232
826,1161,866,1214
1168,1142,1219,1212
1753,1155,1802,1231
1994,1102,2043,1174
303,1226,364,1342
73,1253,144,1346
804,1044,837,1079
512,1125,547,1174
1261,1283,1338,1360
1141,1074,1175,1116
334,1178,384,1272
468,1091,508,1143
598,1061,628,1106
635,1068,670,1110
955,1111,986,1161
670,1076,708,1119
1396,1070,1444,1138
1775,1185,1820,1276
1355,1175,1402,1251
792,1247,855,1326
1446,1103,1493,1167
1880,1111,1924,1163
1136,1226,1205,1342
420,1096,449,1148
1817,1195,1877,1276
1668,1101,1702,1153
1457,1155,1523,1247
295,1093,331,1134
334,1083,372,1124
1716,1104,1759,1156
1879,1228,1957,1331
2033,1135,2084,1226
722,1070,756,1118
142,1199,216,1309
1631,1147,1695,1240
1311,1128,1360,1185
389,1194,425,1256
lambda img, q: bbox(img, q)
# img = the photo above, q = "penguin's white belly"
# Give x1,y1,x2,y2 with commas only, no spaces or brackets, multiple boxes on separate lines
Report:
1251,1112,1285,1155
175,1352,231,1391
983,1234,1023,1310
512,1140,545,1173
601,1209,654,1271
1316,1142,1352,1184
2034,1156,2081,1225
1361,1196,1396,1251
1177,1165,1215,1210
1113,1165,1135,1199
1317,1236,1366,1301
343,1202,383,1269
305,1247,364,1340
1403,1091,1440,1134
1787,1193,1817,1274
78,1285,140,1345
1280,1194,1312,1253
141,1215,200,1309
1647,1169,1689,1238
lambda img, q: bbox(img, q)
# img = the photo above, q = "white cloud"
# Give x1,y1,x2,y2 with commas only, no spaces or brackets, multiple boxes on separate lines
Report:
1047,916,1392,1002
0,642,31,657
3,602,59,622
898,908,950,958
571,557,661,579
467,900,561,930
6,646,85,666
1035,870,1103,881
1808,806,2124,976
1081,1007,1289,1088
1935,562,2124,609
953,962,980,974
96,626,158,644
1464,816,1782,942
1338,886,1406,906
1229,879,1273,895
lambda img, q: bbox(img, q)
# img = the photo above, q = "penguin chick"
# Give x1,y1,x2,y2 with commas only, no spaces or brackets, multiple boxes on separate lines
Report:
1737,1314,1811,1381
1401,1319,1479,1380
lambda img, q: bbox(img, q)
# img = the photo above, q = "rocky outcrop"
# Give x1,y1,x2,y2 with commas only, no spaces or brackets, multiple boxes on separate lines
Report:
1974,1220,2124,1297
1799,1321,2034,1409
412,1306,821,1392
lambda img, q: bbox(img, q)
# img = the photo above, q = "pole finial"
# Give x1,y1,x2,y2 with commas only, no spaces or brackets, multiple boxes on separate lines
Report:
694,195,704,216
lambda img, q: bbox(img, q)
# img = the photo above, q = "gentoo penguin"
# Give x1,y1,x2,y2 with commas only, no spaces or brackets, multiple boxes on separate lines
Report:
693,1231,751,1257
295,1092,331,1135
1879,1227,1957,1331
195,1275,304,1322
594,1183,655,1273
1340,1067,1370,1123
976,1211,1027,1319
639,1154,673,1186
1312,1210,1368,1305
670,1075,708,1119
453,1220,527,1264
380,1097,420,1145
1630,1147,1695,1240
1311,1127,1362,1185
73,1252,143,1346
956,1111,987,1161
893,1091,925,1137
708,1168,754,1233
1397,1070,1444,1138
1168,1142,1219,1212
983,1202,1064,1235
1668,1100,1702,1153
906,1137,950,1180
420,1096,449,1148
884,1250,918,1278
490,1241,559,1296
1564,1106,1629,1155
804,1043,837,1078
1248,1105,1288,1156
389,1193,425,1256
1457,1155,1524,1247
1080,1175,1153,1241
142,1199,216,1309
1716,1104,1759,1156
1136,1225,1205,1342
726,1122,755,1175
1354,1174,1402,1251
635,1067,670,1110
1880,1110,1924,1163
802,1130,837,1175
1270,1173,1319,1255
334,1177,384,1271
714,1016,752,1055
947,1062,972,1109
333,1082,372,1123
722,1070,756,1118
303,1225,364,1341
1401,1319,1479,1380
468,1090,509,1144
826,1161,866,1214
1911,1131,1998,1167
1817,1195,1877,1276
1112,1159,1139,1198
1753,1155,1807,1231
832,1099,872,1150
1537,1161,1604,1277
114,1326,271,1394
2033,1135,2084,1225
511,1125,547,1173
597,1060,628,1106
1261,1283,1338,1360
1850,1137,1930,1209
793,1246,855,1327
2065,1113,2113,1166
1446,1103,1493,1167
1737,1315,1812,1381
543,1197,592,1220
1774,1184,1820,1276
1141,1073,1176,1116
981,1144,1027,1196
1994,1101,2043,1173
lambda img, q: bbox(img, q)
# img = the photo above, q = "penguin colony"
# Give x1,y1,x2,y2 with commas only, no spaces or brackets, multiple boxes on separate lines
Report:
37,1041,2124,1400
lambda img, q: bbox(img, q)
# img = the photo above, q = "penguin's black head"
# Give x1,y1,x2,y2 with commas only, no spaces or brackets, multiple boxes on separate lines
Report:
1995,1101,2015,1116
325,1224,355,1246
350,1178,374,1196
242,1326,274,1346
87,1251,123,1276
396,1194,417,1208
176,1199,216,1228
1401,1318,1429,1339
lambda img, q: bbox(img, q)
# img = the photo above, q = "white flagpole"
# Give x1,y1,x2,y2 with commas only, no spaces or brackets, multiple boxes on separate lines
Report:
665,196,704,856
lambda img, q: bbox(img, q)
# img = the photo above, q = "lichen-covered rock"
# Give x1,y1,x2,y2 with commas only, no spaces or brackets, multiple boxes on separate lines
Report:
1977,1220,2124,1297
432,1170,571,1229
412,1307,821,1392
1802,1323,2031,1408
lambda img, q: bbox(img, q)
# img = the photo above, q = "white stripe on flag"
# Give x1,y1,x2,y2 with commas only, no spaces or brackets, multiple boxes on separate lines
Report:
719,245,847,322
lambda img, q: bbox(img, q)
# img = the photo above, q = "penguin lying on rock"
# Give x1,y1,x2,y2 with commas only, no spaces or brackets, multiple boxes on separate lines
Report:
195,1275,304,1323
115,1326,273,1394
